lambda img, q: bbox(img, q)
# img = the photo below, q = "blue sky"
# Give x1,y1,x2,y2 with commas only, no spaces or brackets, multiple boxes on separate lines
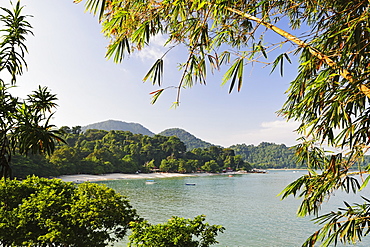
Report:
5,0,301,147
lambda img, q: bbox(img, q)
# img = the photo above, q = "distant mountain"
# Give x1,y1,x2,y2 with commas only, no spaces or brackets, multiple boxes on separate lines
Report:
81,120,155,136
81,120,215,149
158,128,214,150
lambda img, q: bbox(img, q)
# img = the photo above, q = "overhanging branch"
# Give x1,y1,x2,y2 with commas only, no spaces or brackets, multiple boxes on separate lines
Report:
221,5,370,98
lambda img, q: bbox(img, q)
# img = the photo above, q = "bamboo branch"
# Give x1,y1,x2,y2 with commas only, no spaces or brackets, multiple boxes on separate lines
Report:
222,5,370,98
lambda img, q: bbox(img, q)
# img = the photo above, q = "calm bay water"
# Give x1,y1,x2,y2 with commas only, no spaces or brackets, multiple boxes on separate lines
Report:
100,171,370,247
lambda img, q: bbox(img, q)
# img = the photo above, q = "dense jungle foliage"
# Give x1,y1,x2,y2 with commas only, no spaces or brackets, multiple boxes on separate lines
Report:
11,128,252,178
231,143,297,169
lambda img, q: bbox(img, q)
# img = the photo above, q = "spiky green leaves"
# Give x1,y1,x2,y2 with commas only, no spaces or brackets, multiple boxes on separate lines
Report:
222,58,244,93
302,197,370,247
0,1,33,85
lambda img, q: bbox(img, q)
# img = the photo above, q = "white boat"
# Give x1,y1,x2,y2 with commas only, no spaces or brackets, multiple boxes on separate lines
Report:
145,180,156,184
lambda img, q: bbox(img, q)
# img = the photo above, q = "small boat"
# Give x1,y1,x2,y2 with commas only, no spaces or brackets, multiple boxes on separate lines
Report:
185,183,196,186
145,180,156,184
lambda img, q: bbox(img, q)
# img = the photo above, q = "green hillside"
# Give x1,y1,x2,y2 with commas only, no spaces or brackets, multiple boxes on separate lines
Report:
230,142,298,169
158,128,213,150
81,120,154,136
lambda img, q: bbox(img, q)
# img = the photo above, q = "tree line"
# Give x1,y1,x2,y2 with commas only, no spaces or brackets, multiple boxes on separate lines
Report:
11,128,253,178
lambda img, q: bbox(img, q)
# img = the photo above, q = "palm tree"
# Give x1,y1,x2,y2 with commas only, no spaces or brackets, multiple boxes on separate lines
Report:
0,2,64,178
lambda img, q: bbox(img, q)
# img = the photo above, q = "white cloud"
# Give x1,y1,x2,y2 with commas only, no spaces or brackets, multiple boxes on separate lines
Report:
248,120,300,146
133,35,169,61
220,120,301,147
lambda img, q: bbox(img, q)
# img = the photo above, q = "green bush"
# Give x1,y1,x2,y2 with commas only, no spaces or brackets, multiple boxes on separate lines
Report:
0,176,139,247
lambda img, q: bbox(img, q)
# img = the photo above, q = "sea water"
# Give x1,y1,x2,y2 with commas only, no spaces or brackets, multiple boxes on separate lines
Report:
100,171,370,247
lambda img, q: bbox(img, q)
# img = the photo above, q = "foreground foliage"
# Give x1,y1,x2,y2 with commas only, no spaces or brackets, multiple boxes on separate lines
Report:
128,215,225,247
0,176,139,246
76,0,370,245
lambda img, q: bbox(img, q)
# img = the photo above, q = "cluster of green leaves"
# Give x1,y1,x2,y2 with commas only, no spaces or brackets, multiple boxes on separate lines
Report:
0,176,139,246
0,2,64,178
76,0,288,105
11,129,250,178
128,215,225,247
302,198,370,247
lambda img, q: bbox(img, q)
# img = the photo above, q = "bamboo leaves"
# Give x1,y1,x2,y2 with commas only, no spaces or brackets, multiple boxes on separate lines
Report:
74,0,107,20
270,53,292,76
149,88,164,105
144,59,163,86
360,175,370,191
222,58,244,93
106,37,131,63
302,198,370,247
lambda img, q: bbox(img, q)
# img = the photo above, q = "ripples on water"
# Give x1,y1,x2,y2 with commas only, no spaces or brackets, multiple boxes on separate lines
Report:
100,171,370,247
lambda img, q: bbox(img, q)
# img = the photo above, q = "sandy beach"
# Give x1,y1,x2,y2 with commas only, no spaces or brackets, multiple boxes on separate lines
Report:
57,172,202,183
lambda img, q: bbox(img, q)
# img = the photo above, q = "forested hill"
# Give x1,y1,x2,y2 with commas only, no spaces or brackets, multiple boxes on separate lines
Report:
229,142,298,169
11,129,251,178
82,120,154,136
82,120,213,150
158,128,213,150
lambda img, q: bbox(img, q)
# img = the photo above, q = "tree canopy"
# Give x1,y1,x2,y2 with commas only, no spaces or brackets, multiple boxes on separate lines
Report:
0,176,139,246
76,0,370,246
128,215,225,247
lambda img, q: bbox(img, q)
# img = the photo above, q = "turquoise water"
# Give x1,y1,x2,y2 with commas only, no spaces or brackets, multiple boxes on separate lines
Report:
100,171,370,246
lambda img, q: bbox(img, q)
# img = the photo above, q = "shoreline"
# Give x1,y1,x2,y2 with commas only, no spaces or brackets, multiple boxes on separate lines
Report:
57,172,218,183
267,168,307,170
57,169,289,183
